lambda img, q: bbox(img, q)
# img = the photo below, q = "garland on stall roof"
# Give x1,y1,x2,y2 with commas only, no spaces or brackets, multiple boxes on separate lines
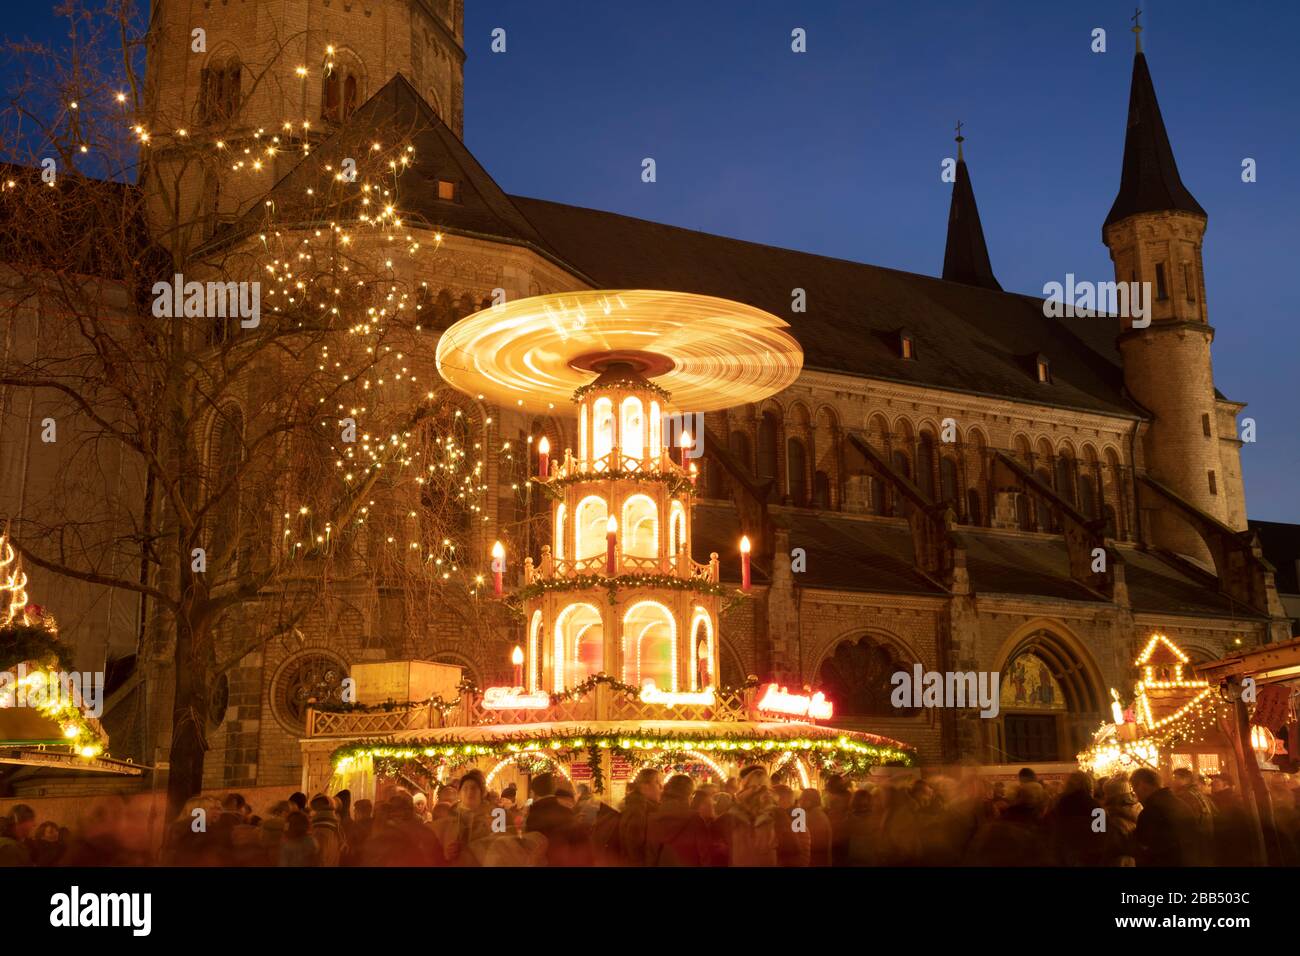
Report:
548,672,642,705
512,572,729,607
312,677,479,718
330,726,916,776
587,744,605,794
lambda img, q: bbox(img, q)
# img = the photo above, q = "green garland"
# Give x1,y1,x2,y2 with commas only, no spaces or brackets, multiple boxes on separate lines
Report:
549,672,642,705
331,726,916,775
312,678,478,717
513,572,729,607
533,468,694,501
587,744,605,794
0,624,73,673
572,378,671,403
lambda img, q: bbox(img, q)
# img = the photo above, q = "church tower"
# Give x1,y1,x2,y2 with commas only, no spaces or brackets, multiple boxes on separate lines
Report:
1102,27,1224,562
142,0,465,249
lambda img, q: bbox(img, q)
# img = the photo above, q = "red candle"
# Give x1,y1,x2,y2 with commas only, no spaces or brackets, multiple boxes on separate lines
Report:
537,436,550,480
491,541,505,596
606,516,618,575
740,535,751,591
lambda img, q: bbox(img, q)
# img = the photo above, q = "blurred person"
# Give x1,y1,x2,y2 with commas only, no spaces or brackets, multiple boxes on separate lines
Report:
726,765,778,866
309,793,345,866
645,774,704,866
1046,771,1103,866
1101,776,1139,866
846,789,877,866
574,784,599,827
692,790,729,867
618,768,662,865
823,774,853,865
798,789,832,866
1131,767,1196,867
0,804,36,866
278,810,319,866
965,782,1050,866
288,792,308,814
1170,768,1216,865
434,769,493,866
772,784,809,867
30,821,66,867
64,796,149,866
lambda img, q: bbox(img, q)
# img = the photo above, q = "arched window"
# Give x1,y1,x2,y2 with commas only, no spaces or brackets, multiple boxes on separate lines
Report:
812,471,831,510
621,397,644,461
939,457,959,507
322,53,364,123
869,476,888,516
757,412,780,484
592,398,614,464
669,501,686,556
817,635,920,717
1079,475,1097,519
729,431,752,472
891,451,910,517
786,437,808,506
528,611,542,691
199,53,241,124
649,401,662,457
555,603,603,691
554,503,566,560
574,495,608,560
1034,470,1054,532
623,601,676,691
966,488,983,526
691,608,713,691
622,494,658,559
917,433,936,499
1055,455,1077,506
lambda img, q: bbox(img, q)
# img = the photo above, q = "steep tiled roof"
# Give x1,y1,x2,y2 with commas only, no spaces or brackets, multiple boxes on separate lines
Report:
512,195,1140,418
1103,52,1206,229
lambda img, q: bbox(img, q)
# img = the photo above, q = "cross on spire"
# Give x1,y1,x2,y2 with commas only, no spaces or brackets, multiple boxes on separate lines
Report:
954,120,965,160
1131,7,1143,52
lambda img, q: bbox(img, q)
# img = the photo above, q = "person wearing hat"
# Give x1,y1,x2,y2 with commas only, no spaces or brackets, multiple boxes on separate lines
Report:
724,765,778,867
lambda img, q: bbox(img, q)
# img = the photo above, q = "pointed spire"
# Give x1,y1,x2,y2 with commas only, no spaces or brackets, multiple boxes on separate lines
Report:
1103,40,1206,229
942,125,1002,291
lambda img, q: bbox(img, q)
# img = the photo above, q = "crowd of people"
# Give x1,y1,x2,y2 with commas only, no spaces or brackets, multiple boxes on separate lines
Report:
3,764,1299,867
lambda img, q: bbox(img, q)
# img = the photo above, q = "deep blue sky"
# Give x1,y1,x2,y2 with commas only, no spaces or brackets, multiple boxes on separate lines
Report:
460,1,1299,522
3,2,1297,520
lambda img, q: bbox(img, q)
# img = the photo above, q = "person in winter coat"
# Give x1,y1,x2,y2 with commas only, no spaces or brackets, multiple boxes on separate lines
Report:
964,782,1050,866
798,788,833,866
645,774,706,866
1170,768,1216,865
433,769,494,866
308,794,345,866
1131,768,1197,867
725,765,779,866
772,784,810,867
1101,776,1140,866
618,769,663,865
1046,771,1104,866
278,811,320,866
845,789,878,866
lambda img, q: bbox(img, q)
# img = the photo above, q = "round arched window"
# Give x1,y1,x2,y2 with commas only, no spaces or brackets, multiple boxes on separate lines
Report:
272,652,349,732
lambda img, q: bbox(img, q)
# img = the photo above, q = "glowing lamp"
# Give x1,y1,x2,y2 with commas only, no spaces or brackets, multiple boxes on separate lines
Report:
491,540,505,596
606,516,618,575
1251,725,1276,762
511,645,524,687
688,462,698,486
1110,688,1124,726
740,535,752,591
537,436,550,479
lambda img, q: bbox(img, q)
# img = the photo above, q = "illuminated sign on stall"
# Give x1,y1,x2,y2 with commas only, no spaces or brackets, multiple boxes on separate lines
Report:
756,683,833,720
639,681,715,707
482,686,550,710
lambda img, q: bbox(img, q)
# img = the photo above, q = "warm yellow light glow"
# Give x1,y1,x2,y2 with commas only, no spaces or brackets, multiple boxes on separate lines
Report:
537,435,550,455
491,540,504,560
435,290,803,413
740,535,751,554
511,646,525,667
607,515,618,534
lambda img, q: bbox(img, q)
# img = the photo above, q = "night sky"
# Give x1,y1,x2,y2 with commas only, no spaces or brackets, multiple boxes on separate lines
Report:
4,2,1297,519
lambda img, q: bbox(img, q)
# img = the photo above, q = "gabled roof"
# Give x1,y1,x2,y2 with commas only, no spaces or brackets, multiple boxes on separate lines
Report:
512,196,1140,418
229,73,549,250
942,155,1002,291
1104,52,1206,229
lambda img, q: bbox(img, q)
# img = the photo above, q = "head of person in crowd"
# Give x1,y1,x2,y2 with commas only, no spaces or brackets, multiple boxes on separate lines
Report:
737,765,768,793
555,785,576,809
1129,767,1161,804
1102,775,1136,807
722,777,739,796
1061,771,1092,796
334,789,352,818
824,774,849,797
798,788,823,811
268,800,292,819
771,784,795,810
1210,776,1231,794
1017,767,1038,785
692,790,716,821
309,794,334,814
221,792,245,815
850,789,872,816
354,799,373,821
288,792,308,813
530,772,557,801
662,774,693,806
501,783,518,807
576,784,592,803
631,768,663,804
459,770,487,810
36,820,61,842
388,790,417,821
909,779,933,808
1170,767,1196,792
8,804,36,841
1013,781,1047,817
285,811,311,840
